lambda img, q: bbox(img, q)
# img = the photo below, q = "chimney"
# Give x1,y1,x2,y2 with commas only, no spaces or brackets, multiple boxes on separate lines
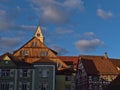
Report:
104,52,108,59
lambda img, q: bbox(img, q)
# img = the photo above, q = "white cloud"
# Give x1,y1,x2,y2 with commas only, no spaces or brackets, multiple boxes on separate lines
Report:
63,0,84,10
75,32,105,52
55,28,74,35
97,8,113,19
31,0,84,24
41,6,68,24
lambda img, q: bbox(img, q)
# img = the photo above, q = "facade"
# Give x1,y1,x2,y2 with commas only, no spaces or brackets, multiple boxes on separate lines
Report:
0,53,56,90
0,53,33,90
76,54,119,90
56,68,75,90
57,56,79,90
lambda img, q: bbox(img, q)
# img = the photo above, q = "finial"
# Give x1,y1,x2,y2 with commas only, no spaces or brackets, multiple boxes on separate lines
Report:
104,52,108,59
38,19,41,26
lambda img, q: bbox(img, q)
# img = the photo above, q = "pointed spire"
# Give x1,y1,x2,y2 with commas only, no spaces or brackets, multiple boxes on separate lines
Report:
34,25,44,43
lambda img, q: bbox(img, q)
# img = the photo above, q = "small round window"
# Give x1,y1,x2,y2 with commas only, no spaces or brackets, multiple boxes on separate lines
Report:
37,33,40,37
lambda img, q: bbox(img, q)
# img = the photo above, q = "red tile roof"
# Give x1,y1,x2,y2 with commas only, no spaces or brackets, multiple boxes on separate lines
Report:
110,59,120,68
80,55,119,75
58,56,79,70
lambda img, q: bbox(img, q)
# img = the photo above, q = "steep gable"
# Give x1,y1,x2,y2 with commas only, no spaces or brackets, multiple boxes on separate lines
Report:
13,25,68,70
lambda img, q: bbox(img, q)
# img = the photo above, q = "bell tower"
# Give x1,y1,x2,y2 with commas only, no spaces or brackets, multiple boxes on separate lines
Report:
34,25,44,43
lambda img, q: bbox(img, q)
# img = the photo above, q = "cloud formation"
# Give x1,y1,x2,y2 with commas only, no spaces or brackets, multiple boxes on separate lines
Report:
97,8,113,19
51,45,69,55
0,37,20,54
75,32,105,52
54,27,74,35
31,0,84,24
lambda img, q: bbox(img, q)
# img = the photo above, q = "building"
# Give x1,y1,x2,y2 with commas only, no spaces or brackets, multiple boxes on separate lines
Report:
0,25,76,90
0,52,56,90
76,54,119,90
56,56,79,90
0,53,33,90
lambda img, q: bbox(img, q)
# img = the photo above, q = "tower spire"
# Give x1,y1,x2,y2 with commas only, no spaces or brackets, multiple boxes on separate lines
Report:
34,24,44,43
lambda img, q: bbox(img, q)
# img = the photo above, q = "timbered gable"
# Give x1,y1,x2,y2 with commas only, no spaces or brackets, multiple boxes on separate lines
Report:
13,25,68,70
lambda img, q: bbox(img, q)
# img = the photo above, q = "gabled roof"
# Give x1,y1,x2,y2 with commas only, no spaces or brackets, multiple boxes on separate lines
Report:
80,55,119,75
58,56,79,70
0,53,32,68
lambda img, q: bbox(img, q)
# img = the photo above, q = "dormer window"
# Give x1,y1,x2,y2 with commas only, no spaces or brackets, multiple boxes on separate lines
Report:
24,50,29,56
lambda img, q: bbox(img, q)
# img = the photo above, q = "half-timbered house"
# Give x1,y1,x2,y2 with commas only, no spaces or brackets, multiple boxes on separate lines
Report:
76,54,119,90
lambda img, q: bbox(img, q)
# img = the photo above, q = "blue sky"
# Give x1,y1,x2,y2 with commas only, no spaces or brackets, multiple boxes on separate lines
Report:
0,0,120,58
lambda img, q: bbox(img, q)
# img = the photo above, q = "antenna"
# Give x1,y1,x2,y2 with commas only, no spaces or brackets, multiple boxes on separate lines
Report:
38,19,41,26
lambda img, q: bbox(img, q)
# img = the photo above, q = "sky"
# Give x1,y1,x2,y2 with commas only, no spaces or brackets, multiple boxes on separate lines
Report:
0,0,120,58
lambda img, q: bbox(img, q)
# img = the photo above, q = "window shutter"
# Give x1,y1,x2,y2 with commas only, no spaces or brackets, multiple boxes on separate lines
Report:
10,69,14,77
9,82,14,90
19,69,22,78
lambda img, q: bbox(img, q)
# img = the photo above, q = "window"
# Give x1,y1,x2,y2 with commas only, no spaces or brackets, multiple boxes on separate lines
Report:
22,83,27,90
31,42,37,47
20,50,24,56
65,75,71,81
57,63,62,68
19,69,30,78
40,51,48,56
1,69,10,77
40,83,48,90
22,69,27,77
19,82,29,90
0,82,9,90
24,50,29,56
20,50,29,56
40,68,49,78
65,85,71,90
93,76,98,81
